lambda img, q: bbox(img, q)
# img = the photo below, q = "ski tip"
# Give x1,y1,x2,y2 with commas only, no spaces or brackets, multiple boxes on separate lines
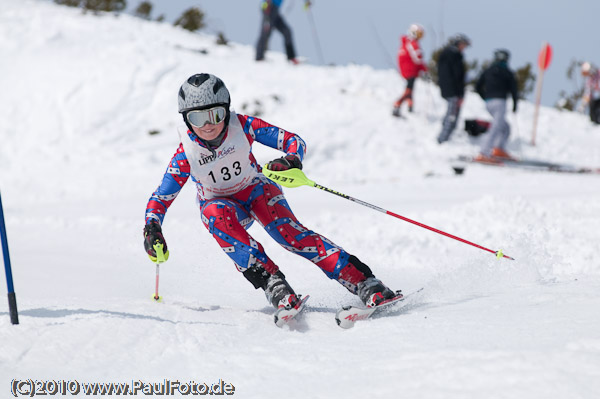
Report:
273,310,297,327
335,316,348,328
335,315,356,329
273,295,310,327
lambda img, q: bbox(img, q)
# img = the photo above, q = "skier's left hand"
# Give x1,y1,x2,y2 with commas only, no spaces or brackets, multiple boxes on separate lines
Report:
267,154,303,171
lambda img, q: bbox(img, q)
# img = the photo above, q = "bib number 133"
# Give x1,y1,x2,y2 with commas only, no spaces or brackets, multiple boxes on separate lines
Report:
208,161,242,183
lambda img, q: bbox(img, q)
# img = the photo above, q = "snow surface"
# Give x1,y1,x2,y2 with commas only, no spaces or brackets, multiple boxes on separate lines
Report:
1,1,600,398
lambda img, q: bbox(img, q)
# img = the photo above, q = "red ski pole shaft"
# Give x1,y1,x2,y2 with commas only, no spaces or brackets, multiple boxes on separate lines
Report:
261,167,514,260
151,242,166,301
313,183,515,260
154,264,160,300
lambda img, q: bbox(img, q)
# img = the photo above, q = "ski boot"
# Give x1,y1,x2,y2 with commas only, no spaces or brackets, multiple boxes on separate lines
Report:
264,271,298,309
264,271,309,326
357,277,397,308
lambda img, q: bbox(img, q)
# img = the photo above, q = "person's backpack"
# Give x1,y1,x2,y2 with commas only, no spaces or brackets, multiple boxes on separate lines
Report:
464,119,491,136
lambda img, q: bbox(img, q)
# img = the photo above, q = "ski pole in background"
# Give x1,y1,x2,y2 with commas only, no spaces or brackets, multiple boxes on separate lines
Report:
512,110,523,159
304,1,325,65
424,78,438,122
152,242,167,302
367,16,396,69
263,166,515,260
0,190,19,324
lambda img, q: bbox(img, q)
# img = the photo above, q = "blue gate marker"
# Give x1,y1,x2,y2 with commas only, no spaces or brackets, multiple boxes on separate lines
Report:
0,190,19,325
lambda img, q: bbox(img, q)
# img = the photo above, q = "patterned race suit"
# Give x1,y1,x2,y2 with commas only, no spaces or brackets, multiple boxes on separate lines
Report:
145,112,370,293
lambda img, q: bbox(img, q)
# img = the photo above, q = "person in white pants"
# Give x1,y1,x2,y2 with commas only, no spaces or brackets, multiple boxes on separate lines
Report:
474,49,519,162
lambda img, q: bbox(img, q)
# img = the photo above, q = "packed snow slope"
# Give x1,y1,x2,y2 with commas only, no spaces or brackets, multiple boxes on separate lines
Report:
1,1,600,398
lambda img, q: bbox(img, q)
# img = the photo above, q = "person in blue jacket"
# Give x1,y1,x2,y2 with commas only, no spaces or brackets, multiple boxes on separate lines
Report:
256,0,310,63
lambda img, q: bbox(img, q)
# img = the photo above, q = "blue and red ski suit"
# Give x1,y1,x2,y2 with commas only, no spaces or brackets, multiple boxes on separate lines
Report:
145,113,371,293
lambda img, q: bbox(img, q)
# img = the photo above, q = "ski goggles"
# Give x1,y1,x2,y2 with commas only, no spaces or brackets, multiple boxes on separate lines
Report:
186,106,227,127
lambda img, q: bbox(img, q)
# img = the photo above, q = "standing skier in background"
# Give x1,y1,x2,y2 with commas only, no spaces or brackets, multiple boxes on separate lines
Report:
255,0,310,64
393,23,428,117
581,61,600,124
143,73,398,314
474,49,519,163
436,34,471,144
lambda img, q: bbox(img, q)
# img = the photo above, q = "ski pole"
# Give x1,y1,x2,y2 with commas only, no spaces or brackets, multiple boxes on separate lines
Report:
0,190,19,324
263,166,514,260
512,110,523,158
152,242,167,302
304,3,325,64
367,17,396,69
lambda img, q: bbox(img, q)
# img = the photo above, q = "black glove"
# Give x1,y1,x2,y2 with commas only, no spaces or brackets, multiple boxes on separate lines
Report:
266,154,302,171
143,220,169,262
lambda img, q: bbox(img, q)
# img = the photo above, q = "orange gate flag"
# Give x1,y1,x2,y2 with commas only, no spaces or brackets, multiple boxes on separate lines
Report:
531,42,553,146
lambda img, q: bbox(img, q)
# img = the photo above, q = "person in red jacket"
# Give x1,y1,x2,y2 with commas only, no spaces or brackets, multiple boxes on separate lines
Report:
393,24,428,117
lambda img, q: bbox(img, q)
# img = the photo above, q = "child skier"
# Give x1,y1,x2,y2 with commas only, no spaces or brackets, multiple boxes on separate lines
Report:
143,73,398,313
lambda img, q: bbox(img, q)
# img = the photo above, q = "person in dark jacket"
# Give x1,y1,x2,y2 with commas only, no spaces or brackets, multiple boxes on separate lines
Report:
474,49,519,162
256,0,309,63
436,34,471,144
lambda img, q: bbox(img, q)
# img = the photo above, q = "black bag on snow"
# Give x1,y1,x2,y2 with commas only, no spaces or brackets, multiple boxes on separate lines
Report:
464,119,491,136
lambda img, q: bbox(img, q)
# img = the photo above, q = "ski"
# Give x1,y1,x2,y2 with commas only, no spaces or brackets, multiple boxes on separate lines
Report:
456,155,600,175
335,288,423,329
501,157,600,174
274,295,310,327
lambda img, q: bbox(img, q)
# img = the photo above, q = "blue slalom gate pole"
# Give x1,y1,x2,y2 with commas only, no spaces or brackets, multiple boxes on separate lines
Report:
0,190,19,324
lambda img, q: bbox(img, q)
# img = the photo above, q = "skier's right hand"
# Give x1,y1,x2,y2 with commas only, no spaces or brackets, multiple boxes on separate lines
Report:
143,220,169,263
266,154,303,171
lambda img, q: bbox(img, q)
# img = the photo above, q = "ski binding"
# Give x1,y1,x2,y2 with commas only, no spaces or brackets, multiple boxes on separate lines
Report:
335,288,423,329
274,295,310,327
335,292,404,329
